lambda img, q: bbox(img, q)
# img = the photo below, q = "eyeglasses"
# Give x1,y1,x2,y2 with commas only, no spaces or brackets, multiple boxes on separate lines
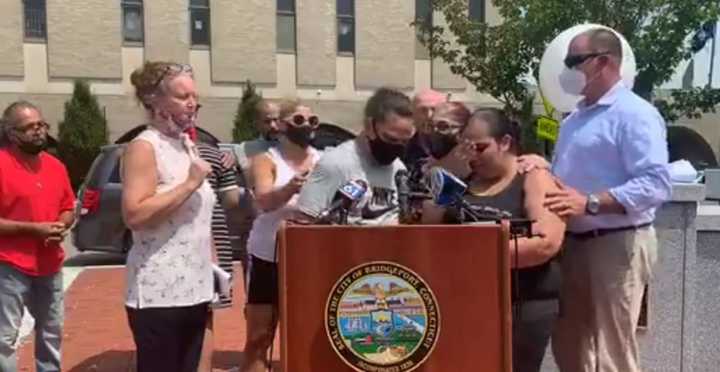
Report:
262,117,280,125
284,114,320,127
563,52,609,69
153,63,193,89
429,119,464,135
14,120,49,134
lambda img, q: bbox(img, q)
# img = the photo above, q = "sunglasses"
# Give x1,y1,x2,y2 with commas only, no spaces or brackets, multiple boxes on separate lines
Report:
284,114,319,127
430,119,464,135
153,63,194,89
14,120,50,134
563,52,609,69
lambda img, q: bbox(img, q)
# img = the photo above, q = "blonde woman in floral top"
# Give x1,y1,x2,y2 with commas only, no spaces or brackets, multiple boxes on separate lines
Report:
121,61,215,372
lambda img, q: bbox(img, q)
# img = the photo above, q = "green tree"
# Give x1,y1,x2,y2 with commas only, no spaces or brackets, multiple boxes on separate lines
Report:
57,80,108,190
232,80,263,143
419,0,720,123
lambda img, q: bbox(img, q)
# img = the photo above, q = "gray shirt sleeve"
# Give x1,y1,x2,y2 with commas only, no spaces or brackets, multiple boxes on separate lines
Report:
296,156,346,218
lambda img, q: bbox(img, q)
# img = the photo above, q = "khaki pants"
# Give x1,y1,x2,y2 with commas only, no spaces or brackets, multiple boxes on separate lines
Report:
552,226,657,372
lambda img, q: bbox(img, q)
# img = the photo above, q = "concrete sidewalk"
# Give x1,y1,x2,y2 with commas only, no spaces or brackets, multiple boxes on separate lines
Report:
17,264,279,372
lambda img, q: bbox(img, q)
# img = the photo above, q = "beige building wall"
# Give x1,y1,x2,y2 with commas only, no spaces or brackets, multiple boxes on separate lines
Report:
0,0,510,142
431,11,466,90
46,0,122,79
676,116,720,160
211,0,276,84
486,1,503,26
0,2,24,78
355,0,415,90
296,0,337,87
145,0,189,63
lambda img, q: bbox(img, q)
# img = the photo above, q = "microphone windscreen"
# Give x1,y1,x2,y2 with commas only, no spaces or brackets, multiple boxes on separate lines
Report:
338,179,367,201
429,167,467,206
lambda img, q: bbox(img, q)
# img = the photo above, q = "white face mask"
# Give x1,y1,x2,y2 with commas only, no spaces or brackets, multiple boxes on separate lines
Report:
155,108,199,137
559,68,587,96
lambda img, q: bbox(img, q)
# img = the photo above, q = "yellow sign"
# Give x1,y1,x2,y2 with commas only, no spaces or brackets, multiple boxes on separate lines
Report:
539,89,556,118
536,116,559,142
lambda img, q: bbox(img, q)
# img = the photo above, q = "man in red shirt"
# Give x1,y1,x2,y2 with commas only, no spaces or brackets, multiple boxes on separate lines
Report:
0,101,75,372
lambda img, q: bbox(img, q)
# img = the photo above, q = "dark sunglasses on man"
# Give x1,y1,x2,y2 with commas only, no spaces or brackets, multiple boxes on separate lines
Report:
285,114,320,127
564,51,609,69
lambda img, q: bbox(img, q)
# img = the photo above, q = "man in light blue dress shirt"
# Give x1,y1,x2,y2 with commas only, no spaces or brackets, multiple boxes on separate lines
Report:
526,29,671,372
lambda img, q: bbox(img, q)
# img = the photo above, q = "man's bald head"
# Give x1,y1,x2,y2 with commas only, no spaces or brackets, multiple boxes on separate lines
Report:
566,28,624,103
412,89,447,131
414,89,446,107
586,28,622,60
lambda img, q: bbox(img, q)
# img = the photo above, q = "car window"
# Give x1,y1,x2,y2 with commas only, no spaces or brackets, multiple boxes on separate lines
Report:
109,162,121,183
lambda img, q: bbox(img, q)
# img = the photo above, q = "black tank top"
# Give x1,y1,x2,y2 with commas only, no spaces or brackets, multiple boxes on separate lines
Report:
446,174,560,302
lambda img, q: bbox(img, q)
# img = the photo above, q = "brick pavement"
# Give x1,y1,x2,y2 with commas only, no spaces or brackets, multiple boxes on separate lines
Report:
17,265,280,372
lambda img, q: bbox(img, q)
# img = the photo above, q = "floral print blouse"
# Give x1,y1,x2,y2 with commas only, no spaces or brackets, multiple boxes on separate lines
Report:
124,128,216,309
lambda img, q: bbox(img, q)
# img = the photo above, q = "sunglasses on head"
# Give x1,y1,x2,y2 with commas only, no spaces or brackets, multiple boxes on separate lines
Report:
153,63,194,89
286,114,319,127
563,52,609,69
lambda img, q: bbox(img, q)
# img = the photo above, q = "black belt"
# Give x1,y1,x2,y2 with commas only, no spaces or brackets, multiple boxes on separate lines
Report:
566,223,651,240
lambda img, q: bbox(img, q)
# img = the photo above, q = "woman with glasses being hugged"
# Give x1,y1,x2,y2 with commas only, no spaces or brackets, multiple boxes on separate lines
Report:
422,108,566,372
121,61,215,372
241,100,321,372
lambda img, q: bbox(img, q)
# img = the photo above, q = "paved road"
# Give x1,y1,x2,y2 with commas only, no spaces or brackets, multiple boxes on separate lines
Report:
63,233,126,267
18,233,125,341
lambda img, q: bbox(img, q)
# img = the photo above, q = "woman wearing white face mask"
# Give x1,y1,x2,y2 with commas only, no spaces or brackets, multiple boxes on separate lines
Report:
121,61,216,372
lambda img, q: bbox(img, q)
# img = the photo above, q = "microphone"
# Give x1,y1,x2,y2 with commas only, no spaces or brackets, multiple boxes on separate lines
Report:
395,170,410,222
428,167,511,223
429,167,467,207
317,179,368,224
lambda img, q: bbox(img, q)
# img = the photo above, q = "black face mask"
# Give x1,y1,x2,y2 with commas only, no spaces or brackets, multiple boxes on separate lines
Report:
263,129,280,142
17,139,47,155
368,123,406,166
426,133,457,159
285,125,315,148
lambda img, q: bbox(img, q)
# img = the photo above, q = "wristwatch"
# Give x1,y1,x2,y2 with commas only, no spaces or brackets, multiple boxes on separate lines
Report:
586,194,600,215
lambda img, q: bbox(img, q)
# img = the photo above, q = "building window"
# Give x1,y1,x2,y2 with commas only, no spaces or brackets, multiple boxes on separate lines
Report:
415,0,432,60
23,0,47,41
469,0,485,23
277,0,296,52
122,0,144,44
337,0,355,54
190,0,211,47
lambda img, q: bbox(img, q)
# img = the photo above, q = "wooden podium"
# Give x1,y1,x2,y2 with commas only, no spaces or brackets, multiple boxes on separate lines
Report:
278,224,512,372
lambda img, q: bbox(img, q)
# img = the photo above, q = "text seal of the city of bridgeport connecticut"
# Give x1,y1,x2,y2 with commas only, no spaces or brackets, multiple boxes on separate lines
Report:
325,261,441,372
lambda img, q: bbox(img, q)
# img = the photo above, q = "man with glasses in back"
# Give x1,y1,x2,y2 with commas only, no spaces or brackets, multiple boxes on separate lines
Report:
0,101,75,372
520,28,671,372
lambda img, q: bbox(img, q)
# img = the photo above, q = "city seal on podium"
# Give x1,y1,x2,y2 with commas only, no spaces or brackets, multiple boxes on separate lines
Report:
325,261,440,372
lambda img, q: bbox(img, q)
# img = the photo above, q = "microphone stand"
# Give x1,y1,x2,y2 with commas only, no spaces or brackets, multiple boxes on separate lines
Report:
452,195,535,322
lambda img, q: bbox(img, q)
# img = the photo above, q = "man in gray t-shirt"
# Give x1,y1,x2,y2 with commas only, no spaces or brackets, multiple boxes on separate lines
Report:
296,88,416,225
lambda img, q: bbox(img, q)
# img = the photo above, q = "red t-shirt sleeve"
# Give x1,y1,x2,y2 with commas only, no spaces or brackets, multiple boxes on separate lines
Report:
58,164,75,212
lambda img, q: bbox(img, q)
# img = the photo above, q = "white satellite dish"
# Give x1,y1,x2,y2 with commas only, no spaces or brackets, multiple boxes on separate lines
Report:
539,24,637,113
